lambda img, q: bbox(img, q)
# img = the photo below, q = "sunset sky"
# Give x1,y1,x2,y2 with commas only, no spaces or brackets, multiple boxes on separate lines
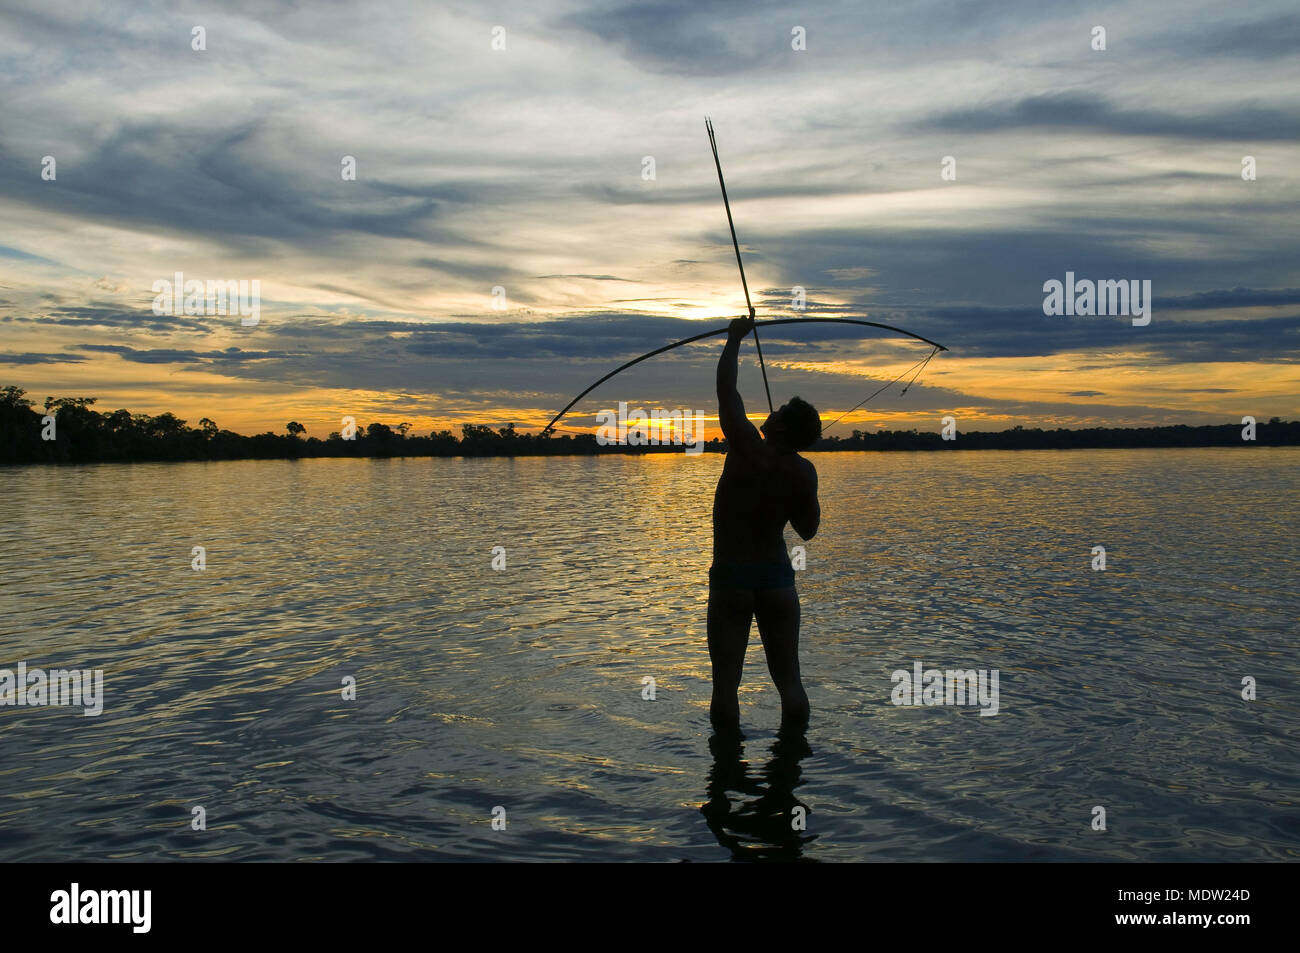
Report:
1,0,1297,439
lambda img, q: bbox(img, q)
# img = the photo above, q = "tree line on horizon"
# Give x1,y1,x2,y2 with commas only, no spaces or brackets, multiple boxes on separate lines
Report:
1,385,1295,465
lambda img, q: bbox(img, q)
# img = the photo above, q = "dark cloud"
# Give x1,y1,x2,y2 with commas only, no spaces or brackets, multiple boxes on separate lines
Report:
76,344,296,364
19,307,218,333
1157,288,1300,310
0,351,88,364
554,0,769,76
747,221,1295,329
535,274,641,281
554,0,1069,76
915,308,1300,364
1154,13,1300,60
915,93,1300,141
0,122,484,257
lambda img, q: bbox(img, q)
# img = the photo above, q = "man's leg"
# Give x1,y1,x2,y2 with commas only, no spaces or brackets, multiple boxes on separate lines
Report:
707,585,754,733
754,586,809,731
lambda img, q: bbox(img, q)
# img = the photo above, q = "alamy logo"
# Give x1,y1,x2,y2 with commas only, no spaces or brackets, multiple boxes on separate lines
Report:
0,662,103,716
152,271,261,326
890,661,999,716
1042,272,1151,326
50,883,151,933
595,402,705,454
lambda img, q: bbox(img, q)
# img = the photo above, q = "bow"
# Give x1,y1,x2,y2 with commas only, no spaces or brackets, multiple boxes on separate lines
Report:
540,317,947,436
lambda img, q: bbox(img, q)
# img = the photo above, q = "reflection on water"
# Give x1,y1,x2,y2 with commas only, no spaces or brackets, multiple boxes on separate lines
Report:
0,449,1297,861
702,730,817,862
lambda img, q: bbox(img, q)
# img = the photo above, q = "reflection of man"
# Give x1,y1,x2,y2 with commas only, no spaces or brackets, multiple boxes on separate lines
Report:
708,316,822,734
701,730,815,861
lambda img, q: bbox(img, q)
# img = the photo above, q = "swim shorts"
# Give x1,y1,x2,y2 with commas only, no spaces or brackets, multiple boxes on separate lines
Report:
708,558,797,591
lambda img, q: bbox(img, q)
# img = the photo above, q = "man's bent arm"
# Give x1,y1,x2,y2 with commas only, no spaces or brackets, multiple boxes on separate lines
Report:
790,464,820,540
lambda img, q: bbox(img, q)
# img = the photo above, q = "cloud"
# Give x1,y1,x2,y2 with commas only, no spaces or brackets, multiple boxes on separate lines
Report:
76,344,296,364
1157,288,1300,310
1153,13,1300,59
535,274,641,281
1,0,1296,430
0,351,88,364
18,307,217,333
915,93,1300,142
554,0,768,76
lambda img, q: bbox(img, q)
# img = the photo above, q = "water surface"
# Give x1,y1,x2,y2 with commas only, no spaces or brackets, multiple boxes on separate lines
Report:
1,448,1297,861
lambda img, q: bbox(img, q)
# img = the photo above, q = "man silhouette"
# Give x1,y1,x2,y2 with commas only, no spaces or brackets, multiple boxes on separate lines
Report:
709,315,821,734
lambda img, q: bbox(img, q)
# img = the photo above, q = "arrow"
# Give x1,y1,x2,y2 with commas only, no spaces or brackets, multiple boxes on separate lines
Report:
706,117,772,414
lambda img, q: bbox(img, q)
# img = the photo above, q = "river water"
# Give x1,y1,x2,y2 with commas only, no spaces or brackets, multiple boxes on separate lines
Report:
1,448,1297,861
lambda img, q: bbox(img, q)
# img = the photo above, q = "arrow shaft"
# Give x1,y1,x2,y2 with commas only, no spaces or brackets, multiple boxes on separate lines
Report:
707,118,773,414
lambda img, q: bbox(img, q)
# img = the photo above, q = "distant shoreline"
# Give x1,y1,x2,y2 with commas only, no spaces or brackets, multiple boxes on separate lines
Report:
6,443,1300,470
2,386,1295,464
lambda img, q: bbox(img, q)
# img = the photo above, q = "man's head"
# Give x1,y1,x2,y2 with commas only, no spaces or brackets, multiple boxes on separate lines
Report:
761,396,821,451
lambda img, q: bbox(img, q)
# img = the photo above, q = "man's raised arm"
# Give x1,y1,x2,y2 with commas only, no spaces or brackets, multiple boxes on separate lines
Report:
717,316,761,451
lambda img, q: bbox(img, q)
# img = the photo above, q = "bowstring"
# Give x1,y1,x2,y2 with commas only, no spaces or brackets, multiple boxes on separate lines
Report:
821,345,939,435
899,344,939,395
